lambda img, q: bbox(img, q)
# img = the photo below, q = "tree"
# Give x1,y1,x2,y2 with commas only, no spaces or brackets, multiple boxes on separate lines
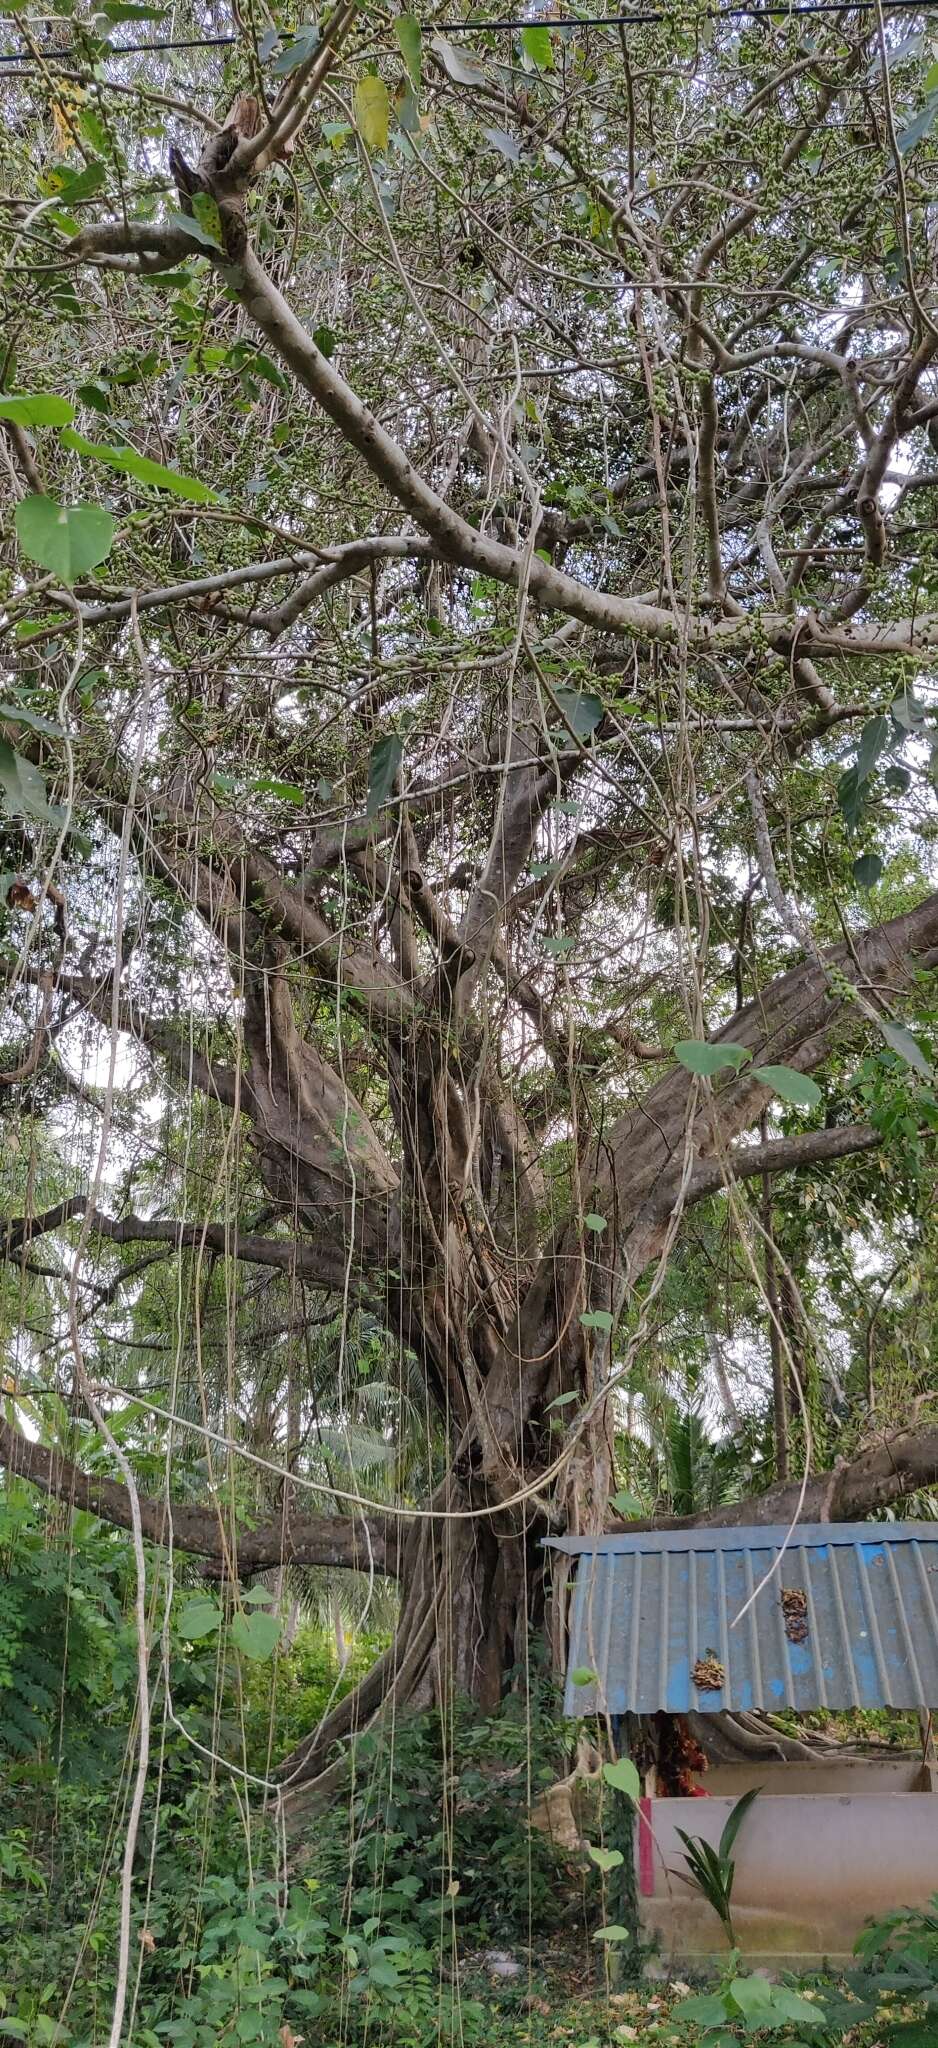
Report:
2,2,938,1811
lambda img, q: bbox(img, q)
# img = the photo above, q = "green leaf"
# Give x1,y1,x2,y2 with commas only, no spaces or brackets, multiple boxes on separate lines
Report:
718,1785,761,1862
768,1987,827,2025
0,393,74,427
273,21,320,75
176,1598,221,1640
165,207,223,252
543,933,575,955
77,381,112,413
521,23,554,68
838,765,866,833
547,1390,579,1408
580,1308,613,1331
395,14,422,92
60,429,219,503
602,1757,640,1800
192,192,226,252
252,777,305,805
355,76,391,152
15,495,115,581
674,1039,750,1076
877,1018,933,1078
571,1667,599,1687
0,745,62,823
101,1,168,18
554,686,603,740
592,1924,630,1943
230,1610,281,1661
610,1489,643,1517
891,688,927,732
727,1975,776,2019
853,852,884,889
54,160,107,204
367,733,404,816
313,324,337,358
242,1584,276,1605
587,1845,623,1872
671,1991,732,2028
0,701,64,737
584,1212,607,1232
897,91,938,152
368,1959,400,1988
431,32,486,87
752,1064,822,1107
857,713,891,783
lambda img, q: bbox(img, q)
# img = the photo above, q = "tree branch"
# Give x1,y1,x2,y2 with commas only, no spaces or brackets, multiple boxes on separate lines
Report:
616,1422,938,1532
684,1122,879,1206
69,222,938,662
2,1196,88,1258
0,1410,402,1576
86,1210,363,1293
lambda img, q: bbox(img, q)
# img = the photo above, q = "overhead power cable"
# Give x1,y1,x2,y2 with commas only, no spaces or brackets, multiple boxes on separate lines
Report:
1,0,936,66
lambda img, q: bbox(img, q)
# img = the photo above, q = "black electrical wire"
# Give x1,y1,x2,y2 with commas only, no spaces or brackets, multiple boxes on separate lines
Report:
0,0,934,66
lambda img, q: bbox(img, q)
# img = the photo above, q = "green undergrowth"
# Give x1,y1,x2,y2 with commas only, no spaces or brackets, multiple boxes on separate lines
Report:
1,1502,937,2048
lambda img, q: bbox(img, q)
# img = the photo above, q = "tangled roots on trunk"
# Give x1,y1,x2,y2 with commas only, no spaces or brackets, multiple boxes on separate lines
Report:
278,1504,541,1829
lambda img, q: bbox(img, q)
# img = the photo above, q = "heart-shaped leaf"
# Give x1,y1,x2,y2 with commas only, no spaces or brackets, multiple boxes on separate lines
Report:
674,1039,750,1077
355,76,390,152
752,1064,822,1107
584,1213,607,1232
588,1846,624,1873
431,32,486,87
853,852,884,890
230,1609,281,1662
15,496,114,581
580,1308,613,1332
592,1923,630,1943
571,1667,598,1687
176,1598,221,1640
554,686,603,740
603,1757,641,1800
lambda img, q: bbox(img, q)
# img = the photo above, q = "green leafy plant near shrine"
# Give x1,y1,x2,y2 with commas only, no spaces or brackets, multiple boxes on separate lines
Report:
673,1786,762,1947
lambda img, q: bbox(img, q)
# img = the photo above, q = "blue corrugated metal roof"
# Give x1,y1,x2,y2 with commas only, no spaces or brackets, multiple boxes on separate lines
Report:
545,1523,938,1715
